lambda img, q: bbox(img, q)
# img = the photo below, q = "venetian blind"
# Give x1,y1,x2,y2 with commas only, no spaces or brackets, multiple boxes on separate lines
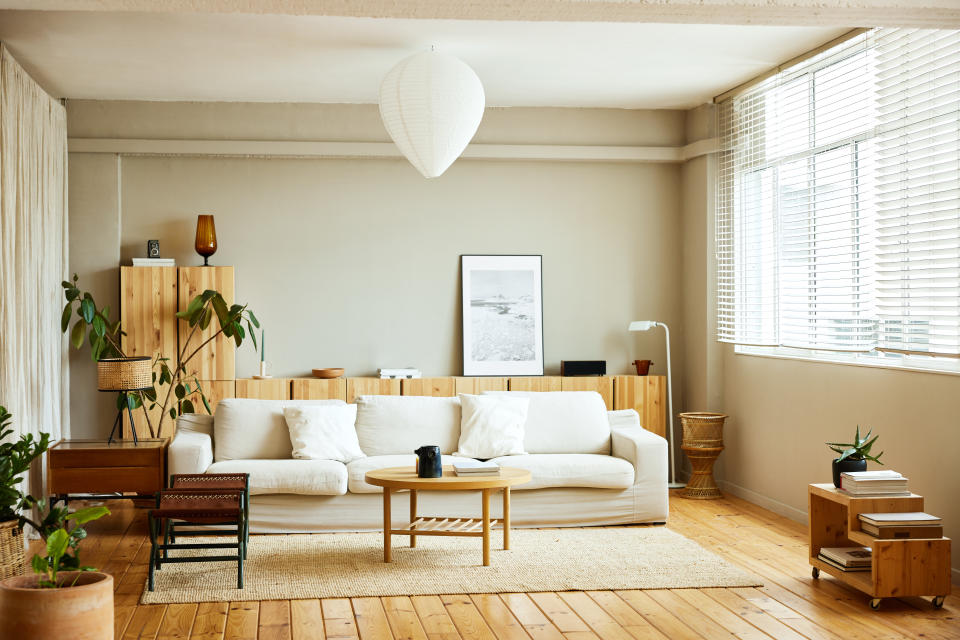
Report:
717,28,960,359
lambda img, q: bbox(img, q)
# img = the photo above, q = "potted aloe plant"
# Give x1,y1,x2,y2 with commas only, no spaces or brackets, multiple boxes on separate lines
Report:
826,426,883,488
0,497,112,638
0,406,49,580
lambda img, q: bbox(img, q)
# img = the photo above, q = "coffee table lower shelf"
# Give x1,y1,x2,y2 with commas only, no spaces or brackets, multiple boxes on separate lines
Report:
394,517,502,537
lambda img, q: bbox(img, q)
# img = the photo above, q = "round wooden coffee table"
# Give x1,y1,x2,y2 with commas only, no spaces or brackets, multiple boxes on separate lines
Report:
365,466,531,566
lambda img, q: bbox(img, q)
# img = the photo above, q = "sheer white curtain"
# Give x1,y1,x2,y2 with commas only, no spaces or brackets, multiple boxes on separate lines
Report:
0,44,69,503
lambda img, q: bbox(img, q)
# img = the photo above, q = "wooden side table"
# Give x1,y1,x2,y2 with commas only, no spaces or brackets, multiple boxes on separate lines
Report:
48,439,168,504
808,483,951,609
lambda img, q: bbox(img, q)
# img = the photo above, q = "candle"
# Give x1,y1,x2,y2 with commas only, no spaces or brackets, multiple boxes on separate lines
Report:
261,329,265,362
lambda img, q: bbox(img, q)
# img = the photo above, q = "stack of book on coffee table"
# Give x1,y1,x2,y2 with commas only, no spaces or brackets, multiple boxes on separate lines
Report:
818,547,872,572
859,512,943,539
839,469,909,496
452,459,500,477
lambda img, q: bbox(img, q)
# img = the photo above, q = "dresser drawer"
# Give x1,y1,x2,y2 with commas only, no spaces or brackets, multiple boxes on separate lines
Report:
49,446,160,469
48,466,164,495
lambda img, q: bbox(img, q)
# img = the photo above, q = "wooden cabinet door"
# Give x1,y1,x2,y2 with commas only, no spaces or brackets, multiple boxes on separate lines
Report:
401,377,456,397
120,266,178,439
561,376,614,409
178,266,235,381
613,375,667,437
291,379,347,401
235,378,291,400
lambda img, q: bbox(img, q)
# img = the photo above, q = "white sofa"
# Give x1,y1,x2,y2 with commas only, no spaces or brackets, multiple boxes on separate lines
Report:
168,391,668,533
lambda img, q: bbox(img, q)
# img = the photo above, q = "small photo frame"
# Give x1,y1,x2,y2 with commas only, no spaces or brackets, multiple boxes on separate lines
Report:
461,255,544,376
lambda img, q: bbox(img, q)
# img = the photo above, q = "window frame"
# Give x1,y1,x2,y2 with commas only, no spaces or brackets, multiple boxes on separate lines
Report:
718,29,960,373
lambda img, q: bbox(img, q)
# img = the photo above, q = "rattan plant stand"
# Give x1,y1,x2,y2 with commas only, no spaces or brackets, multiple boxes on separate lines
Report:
679,412,727,500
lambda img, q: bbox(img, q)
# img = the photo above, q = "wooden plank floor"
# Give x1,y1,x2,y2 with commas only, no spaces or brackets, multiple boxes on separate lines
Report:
36,491,958,640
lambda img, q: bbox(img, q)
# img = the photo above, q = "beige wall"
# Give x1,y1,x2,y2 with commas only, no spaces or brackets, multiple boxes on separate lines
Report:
679,103,960,573
719,349,960,572
66,101,686,438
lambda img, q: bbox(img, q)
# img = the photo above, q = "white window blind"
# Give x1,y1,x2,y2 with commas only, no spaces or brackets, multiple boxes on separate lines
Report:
717,28,960,362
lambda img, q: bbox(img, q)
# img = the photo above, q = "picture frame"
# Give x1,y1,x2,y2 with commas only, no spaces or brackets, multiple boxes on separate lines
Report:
461,255,544,376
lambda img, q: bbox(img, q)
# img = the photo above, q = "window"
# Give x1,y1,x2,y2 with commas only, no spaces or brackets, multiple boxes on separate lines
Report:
717,28,960,372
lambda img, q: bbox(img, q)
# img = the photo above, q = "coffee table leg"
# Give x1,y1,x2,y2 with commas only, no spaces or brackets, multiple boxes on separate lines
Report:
503,487,511,550
383,487,392,563
482,488,491,566
409,489,417,548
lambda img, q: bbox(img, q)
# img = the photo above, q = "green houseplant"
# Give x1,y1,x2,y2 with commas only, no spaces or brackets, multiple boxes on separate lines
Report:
826,426,883,488
0,498,113,637
0,406,49,579
60,274,259,438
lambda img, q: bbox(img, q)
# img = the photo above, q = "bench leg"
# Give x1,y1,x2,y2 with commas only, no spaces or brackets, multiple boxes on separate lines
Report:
237,518,244,589
147,514,158,591
162,519,171,562
243,491,249,560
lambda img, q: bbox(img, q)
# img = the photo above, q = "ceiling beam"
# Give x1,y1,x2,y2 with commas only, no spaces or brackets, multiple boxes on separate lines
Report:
1,0,956,28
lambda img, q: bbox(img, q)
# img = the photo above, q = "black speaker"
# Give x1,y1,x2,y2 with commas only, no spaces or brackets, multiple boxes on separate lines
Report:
560,360,606,376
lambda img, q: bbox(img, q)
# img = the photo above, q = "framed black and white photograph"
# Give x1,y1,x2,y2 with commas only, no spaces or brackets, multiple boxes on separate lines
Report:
461,255,544,376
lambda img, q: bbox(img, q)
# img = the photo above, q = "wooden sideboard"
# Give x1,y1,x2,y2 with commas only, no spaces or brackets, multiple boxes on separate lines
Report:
230,375,667,438
119,266,666,438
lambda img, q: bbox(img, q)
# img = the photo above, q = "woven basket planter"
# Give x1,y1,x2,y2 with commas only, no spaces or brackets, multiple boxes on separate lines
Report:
679,412,727,500
0,519,25,580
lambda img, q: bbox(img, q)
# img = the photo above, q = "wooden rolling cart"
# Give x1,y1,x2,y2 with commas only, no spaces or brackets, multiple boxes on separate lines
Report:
808,483,951,610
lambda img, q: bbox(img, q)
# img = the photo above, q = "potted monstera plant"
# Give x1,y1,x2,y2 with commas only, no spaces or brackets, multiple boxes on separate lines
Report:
0,406,49,579
826,426,883,488
0,498,111,638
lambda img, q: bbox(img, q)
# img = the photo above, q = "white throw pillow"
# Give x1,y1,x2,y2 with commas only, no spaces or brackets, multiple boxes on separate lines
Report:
455,394,529,459
283,404,365,463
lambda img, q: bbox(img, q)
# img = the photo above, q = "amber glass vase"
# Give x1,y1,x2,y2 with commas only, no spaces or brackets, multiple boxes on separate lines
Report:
194,215,217,266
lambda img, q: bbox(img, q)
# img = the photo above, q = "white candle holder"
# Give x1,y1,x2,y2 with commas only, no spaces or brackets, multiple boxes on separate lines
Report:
252,361,272,379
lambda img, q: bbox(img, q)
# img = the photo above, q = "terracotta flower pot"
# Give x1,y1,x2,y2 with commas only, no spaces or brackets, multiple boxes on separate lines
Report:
0,571,113,640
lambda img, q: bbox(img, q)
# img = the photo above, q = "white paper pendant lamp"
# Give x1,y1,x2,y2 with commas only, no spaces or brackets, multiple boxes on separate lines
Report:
379,50,485,178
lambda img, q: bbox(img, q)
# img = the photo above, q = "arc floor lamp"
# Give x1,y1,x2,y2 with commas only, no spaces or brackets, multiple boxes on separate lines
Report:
629,321,685,489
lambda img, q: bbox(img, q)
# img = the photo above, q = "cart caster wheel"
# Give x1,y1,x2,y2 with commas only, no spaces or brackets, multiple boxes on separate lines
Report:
811,567,819,579
870,599,881,610
932,596,945,609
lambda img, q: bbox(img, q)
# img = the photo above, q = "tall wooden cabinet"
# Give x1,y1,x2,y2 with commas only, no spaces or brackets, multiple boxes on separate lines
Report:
120,266,235,439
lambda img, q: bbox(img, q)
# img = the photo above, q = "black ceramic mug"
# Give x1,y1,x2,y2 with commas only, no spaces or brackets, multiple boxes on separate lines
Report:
415,445,442,478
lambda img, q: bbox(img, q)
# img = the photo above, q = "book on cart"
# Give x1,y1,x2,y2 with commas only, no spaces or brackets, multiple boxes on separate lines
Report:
818,546,872,571
858,512,943,539
452,459,500,476
839,470,910,496
817,553,872,572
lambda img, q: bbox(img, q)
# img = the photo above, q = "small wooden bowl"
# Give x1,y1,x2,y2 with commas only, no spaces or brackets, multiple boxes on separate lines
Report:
312,368,344,379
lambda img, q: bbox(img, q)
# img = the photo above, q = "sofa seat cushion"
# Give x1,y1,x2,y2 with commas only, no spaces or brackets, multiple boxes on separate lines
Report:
483,391,611,455
207,459,348,496
488,454,634,491
346,454,479,493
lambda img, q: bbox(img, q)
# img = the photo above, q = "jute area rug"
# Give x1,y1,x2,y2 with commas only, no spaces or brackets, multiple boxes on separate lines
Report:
140,527,760,604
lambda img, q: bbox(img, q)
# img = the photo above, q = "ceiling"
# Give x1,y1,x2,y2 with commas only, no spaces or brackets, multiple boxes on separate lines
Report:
0,10,852,109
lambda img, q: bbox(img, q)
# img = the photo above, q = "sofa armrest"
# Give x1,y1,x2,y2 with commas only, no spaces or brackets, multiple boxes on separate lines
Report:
168,430,214,479
609,410,668,486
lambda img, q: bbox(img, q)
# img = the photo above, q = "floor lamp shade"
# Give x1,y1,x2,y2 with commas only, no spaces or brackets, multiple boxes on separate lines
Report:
379,50,485,178
97,357,152,392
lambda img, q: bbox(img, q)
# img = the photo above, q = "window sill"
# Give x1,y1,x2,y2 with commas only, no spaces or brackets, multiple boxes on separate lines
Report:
733,345,960,378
